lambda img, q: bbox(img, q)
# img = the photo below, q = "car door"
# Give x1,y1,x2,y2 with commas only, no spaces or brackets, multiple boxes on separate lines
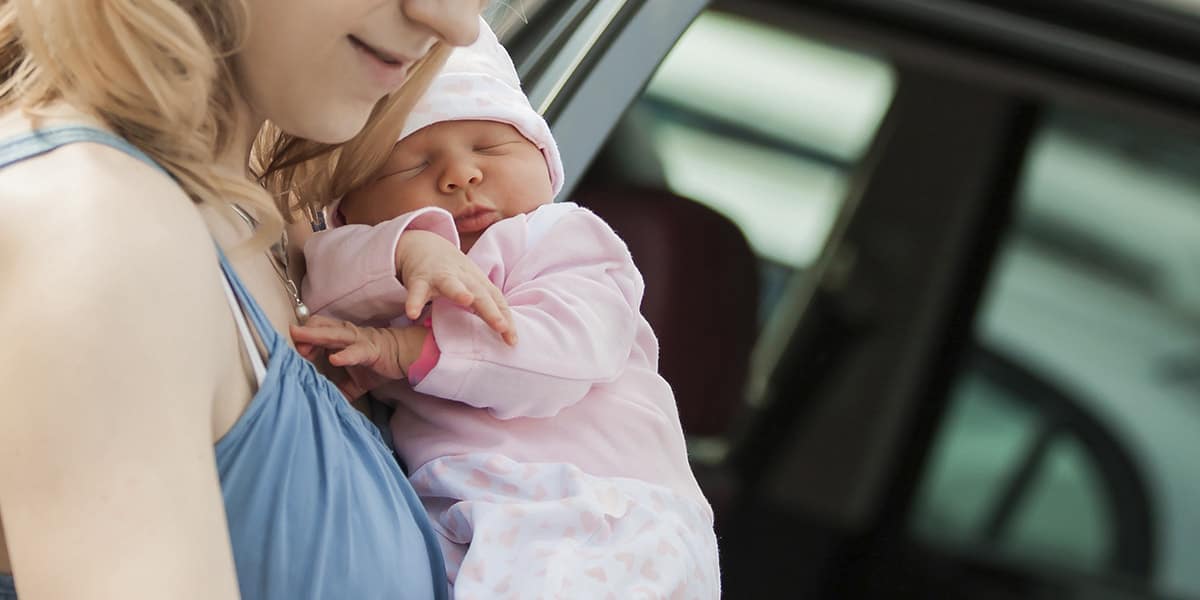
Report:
499,1,1200,598
711,1,1200,599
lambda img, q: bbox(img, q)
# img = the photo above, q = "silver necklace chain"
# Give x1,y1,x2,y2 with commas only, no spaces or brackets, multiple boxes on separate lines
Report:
228,203,311,323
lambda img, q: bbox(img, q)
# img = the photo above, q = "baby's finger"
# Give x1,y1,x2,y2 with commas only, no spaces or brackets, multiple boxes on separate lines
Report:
469,288,512,342
304,314,341,328
406,278,433,320
434,275,474,307
487,284,518,346
329,344,375,367
290,323,357,349
336,379,368,403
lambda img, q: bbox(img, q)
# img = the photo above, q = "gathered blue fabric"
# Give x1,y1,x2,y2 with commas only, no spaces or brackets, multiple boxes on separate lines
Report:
0,127,446,600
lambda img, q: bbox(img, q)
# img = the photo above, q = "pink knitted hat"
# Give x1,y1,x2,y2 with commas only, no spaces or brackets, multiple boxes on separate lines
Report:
400,18,564,196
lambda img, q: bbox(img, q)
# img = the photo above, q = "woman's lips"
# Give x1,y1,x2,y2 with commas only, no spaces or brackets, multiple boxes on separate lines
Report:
350,36,411,90
455,209,501,234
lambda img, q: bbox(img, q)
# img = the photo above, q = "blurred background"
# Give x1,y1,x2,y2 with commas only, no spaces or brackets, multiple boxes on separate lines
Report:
486,0,1200,597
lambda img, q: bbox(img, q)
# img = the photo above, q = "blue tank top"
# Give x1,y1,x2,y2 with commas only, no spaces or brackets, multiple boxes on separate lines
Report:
0,127,447,600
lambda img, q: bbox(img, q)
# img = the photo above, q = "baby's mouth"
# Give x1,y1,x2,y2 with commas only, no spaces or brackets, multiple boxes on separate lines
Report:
454,206,501,234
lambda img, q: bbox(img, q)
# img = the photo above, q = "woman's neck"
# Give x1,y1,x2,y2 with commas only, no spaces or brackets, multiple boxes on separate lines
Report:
219,91,265,179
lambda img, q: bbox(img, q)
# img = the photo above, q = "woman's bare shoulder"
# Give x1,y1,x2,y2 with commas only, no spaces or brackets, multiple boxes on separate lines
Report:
0,140,243,600
1,138,217,278
0,137,233,400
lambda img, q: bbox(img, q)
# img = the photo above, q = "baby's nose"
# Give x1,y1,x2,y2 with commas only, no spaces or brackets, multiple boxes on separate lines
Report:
439,161,483,192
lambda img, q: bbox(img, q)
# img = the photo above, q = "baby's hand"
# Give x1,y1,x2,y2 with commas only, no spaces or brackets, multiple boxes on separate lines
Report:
395,230,517,346
290,315,427,401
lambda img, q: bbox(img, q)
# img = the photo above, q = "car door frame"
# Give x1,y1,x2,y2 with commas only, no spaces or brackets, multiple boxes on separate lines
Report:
498,0,709,201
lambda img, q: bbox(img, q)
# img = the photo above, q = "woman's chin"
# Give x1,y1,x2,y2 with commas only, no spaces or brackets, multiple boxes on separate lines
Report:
310,119,371,145
279,106,374,145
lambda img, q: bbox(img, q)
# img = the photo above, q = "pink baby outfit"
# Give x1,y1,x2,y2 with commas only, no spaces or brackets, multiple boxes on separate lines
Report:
301,19,719,600
304,204,719,599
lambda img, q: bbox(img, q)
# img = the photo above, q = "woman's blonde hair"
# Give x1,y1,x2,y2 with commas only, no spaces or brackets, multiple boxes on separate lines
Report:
0,0,450,240
255,44,452,224
0,0,281,232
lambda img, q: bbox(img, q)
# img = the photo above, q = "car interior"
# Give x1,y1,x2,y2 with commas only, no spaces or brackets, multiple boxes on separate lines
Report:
487,1,1200,597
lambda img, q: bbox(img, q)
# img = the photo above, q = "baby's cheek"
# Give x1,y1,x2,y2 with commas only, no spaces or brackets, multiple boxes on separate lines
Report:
513,174,556,213
345,181,433,226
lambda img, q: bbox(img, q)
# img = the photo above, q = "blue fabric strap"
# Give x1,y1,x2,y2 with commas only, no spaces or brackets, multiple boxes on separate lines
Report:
214,246,281,350
0,126,172,178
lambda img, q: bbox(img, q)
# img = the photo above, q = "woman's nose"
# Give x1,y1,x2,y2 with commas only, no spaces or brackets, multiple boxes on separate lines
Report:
439,160,483,193
403,0,484,47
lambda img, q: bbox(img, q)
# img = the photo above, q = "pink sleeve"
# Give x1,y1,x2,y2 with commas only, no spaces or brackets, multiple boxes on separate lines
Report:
301,207,458,323
413,207,643,420
405,320,441,384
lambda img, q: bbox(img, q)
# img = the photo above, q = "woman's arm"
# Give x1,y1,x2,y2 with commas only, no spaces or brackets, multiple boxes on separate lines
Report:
0,145,241,599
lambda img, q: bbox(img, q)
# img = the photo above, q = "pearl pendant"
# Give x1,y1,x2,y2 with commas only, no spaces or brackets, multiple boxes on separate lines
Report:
294,299,311,323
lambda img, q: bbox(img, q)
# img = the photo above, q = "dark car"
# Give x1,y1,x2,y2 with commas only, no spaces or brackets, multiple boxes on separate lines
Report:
493,1,1200,597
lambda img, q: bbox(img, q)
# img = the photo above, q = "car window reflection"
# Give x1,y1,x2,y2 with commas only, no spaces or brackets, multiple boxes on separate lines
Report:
913,108,1200,599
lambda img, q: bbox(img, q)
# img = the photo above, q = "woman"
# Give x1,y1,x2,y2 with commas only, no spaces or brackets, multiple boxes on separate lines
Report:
0,1,509,598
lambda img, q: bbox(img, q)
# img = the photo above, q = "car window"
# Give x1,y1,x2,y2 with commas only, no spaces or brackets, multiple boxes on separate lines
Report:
911,107,1200,599
912,356,1116,571
593,10,895,339
639,11,895,316
911,368,1045,548
578,10,897,456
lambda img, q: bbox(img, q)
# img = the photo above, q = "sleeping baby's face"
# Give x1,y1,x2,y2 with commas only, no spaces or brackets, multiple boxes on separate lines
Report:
340,119,555,251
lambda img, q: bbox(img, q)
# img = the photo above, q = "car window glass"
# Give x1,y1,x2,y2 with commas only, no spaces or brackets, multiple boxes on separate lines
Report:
913,362,1115,572
578,10,898,463
911,107,1200,599
911,370,1043,546
604,9,896,347
643,11,895,274
1003,435,1113,568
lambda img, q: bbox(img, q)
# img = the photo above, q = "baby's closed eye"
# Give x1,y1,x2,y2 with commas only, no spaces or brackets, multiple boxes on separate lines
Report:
475,140,523,153
377,162,427,181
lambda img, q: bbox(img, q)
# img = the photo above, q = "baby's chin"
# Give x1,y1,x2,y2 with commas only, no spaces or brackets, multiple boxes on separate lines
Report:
459,201,553,252
459,232,481,253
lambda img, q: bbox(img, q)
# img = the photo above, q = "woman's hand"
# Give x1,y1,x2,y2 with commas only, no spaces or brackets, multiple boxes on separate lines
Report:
395,230,517,346
291,315,427,401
